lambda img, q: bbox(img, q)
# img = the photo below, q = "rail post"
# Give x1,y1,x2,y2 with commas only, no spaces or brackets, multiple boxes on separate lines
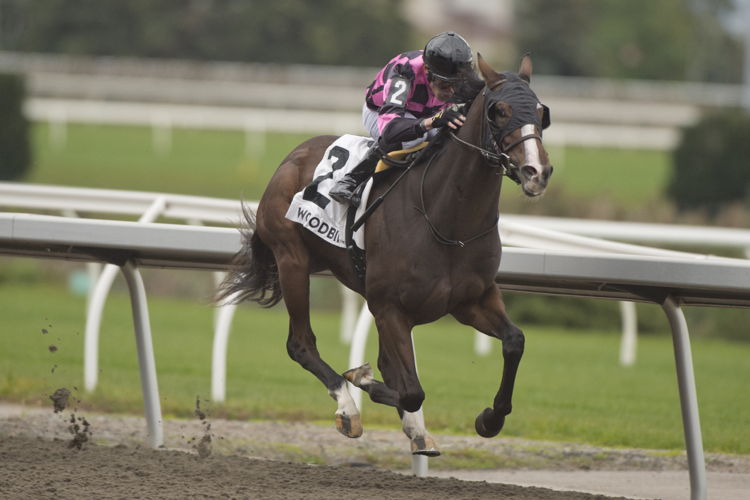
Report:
662,295,706,500
84,197,167,392
121,260,164,448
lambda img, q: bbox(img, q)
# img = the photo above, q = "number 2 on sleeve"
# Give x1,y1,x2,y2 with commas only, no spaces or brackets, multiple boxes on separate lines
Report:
387,77,409,107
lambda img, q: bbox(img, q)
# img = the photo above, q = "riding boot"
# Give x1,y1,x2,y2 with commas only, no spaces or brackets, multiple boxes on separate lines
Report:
329,146,381,206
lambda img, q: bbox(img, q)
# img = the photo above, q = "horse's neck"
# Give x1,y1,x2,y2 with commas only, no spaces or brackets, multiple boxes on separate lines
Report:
423,102,502,227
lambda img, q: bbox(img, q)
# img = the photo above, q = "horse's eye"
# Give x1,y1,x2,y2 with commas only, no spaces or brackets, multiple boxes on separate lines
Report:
486,104,497,121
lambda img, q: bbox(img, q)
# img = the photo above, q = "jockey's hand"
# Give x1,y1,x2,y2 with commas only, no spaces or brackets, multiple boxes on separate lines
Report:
425,107,465,131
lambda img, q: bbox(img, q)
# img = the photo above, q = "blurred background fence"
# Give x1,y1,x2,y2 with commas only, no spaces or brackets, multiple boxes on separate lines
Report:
1,50,747,150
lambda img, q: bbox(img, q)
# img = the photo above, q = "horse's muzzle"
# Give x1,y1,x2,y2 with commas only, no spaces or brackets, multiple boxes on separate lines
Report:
519,164,552,197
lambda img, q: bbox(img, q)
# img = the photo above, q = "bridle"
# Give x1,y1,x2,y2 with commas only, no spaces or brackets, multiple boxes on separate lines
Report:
416,78,545,247
448,79,542,184
358,78,548,248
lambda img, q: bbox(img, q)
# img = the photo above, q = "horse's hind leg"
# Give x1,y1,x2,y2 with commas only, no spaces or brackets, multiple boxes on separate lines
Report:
276,249,362,438
452,286,524,438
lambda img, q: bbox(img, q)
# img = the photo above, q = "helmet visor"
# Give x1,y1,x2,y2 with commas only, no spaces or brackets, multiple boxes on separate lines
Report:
427,73,458,91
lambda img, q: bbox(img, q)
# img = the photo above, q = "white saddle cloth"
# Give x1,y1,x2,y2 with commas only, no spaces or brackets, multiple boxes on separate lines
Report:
285,134,374,249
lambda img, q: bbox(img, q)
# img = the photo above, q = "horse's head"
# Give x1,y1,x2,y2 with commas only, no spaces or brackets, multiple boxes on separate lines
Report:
477,54,553,197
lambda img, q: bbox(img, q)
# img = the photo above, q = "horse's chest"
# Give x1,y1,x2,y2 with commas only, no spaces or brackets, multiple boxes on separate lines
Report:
365,215,500,316
382,255,497,315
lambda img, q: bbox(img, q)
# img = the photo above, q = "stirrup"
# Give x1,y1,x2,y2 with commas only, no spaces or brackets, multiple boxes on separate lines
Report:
330,146,380,206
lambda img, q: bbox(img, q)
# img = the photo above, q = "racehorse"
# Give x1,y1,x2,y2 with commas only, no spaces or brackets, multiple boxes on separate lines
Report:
219,54,553,456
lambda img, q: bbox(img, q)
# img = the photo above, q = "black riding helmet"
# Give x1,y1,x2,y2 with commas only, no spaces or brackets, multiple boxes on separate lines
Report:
424,32,473,82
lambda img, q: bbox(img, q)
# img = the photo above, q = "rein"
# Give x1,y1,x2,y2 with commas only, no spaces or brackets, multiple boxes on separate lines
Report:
448,132,511,174
417,79,540,248
415,150,499,248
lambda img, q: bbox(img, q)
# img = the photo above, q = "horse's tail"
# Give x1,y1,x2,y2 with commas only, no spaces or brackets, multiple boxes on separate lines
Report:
216,203,282,307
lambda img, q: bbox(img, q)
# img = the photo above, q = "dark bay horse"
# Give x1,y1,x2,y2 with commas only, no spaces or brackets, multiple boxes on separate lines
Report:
219,54,553,455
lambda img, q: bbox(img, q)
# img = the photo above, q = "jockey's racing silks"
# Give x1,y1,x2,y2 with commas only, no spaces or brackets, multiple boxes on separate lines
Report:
365,50,450,146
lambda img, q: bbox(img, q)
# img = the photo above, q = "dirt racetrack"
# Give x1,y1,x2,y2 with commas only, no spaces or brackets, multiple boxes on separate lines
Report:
2,403,749,499
2,434,624,500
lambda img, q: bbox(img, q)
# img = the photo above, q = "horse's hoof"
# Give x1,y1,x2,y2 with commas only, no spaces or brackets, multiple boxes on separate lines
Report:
475,407,504,438
335,412,363,438
410,435,441,457
342,363,373,387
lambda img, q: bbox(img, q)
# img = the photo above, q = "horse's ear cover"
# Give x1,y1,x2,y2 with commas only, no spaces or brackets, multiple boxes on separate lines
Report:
541,104,551,129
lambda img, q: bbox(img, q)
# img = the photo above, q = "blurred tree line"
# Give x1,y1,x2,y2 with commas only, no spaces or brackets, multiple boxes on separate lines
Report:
0,73,29,180
0,0,743,83
669,109,750,215
515,0,743,83
0,0,411,66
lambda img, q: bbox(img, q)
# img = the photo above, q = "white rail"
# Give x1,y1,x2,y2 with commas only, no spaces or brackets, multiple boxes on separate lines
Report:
0,181,249,224
504,214,750,253
27,97,680,150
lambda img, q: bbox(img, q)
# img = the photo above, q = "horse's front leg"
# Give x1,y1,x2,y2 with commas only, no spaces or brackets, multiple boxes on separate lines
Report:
369,304,444,454
452,285,524,438
276,250,362,438
368,304,424,413
400,408,440,456
343,363,440,456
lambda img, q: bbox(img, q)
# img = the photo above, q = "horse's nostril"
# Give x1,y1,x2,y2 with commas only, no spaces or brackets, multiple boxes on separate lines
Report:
546,165,554,180
521,165,538,180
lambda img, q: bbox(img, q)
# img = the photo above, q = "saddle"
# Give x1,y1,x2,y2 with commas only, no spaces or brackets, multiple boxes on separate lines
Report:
374,141,429,173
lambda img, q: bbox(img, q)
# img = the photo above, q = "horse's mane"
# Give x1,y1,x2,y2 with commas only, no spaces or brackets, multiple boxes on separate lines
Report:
451,71,485,105
419,71,486,154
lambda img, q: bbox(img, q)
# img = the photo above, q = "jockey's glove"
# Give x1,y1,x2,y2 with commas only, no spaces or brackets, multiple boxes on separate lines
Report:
431,107,464,129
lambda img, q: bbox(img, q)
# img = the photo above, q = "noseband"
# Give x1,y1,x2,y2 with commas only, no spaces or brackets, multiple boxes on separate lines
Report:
448,79,542,184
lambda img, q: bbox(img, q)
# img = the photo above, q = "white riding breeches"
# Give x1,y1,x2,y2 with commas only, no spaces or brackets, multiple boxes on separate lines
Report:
362,103,438,150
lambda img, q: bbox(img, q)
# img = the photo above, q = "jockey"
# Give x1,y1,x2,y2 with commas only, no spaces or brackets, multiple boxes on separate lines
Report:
329,31,474,206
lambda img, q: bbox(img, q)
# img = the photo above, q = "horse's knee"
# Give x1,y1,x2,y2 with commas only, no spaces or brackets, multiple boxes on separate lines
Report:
399,389,425,413
502,326,525,357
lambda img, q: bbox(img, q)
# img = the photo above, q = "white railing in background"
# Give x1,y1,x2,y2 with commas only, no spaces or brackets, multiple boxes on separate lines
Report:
8,50,750,152
28,98,362,140
1,50,744,108
504,214,750,255
0,182,248,224
26,97,678,150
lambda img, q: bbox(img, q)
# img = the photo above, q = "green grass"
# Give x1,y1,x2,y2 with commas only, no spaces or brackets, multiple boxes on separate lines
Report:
552,146,671,204
24,122,670,206
29,122,313,200
2,277,748,455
